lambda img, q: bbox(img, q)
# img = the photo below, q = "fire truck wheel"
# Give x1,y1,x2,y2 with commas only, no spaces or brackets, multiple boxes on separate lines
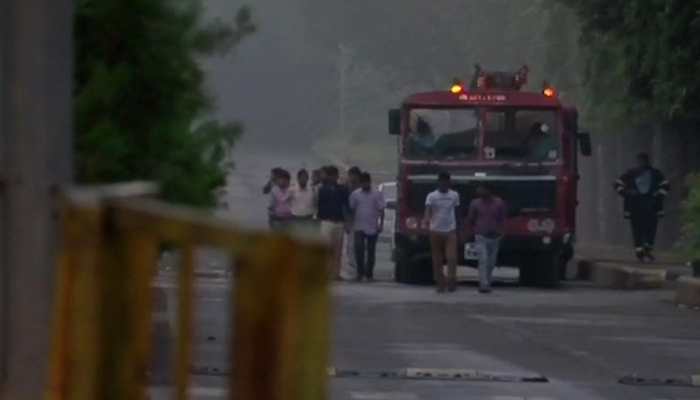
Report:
535,251,562,288
560,244,574,281
394,251,434,285
518,257,538,287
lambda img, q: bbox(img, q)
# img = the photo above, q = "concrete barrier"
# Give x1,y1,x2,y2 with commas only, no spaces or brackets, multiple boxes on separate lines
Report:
589,262,666,289
674,276,700,306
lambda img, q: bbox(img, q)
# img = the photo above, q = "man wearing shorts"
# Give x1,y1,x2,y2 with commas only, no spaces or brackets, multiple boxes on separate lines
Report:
423,172,460,293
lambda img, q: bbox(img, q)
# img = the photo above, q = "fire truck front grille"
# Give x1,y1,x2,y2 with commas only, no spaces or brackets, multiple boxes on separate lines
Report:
406,180,557,216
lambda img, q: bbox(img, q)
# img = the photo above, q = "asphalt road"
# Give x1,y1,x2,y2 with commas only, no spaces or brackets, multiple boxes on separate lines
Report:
150,150,700,400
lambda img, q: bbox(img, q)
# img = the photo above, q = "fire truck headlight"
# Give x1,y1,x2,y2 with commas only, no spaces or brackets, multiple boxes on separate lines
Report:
405,217,419,230
541,219,555,233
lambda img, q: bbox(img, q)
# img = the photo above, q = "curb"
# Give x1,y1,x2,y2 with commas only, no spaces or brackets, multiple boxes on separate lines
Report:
620,373,700,387
208,367,548,383
674,276,700,307
579,261,667,289
329,367,548,383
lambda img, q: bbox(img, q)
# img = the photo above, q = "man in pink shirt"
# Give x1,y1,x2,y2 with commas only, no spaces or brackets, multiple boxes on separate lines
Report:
466,183,507,293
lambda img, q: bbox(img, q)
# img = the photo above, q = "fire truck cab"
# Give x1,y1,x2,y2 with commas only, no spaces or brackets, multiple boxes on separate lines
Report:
388,65,592,286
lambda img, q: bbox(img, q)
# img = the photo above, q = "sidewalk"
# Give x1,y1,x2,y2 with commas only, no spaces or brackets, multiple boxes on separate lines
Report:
576,243,686,266
575,243,694,291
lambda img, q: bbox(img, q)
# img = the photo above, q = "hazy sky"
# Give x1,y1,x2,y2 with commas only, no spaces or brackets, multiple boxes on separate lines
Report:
203,0,330,152
199,1,564,156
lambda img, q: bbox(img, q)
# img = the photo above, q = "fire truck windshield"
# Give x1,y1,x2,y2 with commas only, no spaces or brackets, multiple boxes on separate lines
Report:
482,108,560,162
404,107,561,162
406,108,479,160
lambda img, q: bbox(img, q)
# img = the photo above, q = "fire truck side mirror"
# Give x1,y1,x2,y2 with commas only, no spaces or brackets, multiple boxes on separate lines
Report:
578,132,592,156
388,109,401,135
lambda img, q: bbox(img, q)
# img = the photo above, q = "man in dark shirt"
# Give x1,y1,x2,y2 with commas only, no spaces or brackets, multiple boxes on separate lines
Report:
317,166,350,279
614,153,670,261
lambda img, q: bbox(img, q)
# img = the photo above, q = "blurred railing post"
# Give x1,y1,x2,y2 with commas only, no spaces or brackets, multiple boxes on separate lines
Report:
0,0,73,398
47,185,330,400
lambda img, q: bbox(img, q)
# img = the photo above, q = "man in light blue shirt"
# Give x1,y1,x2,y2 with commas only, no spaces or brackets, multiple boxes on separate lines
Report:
349,172,386,281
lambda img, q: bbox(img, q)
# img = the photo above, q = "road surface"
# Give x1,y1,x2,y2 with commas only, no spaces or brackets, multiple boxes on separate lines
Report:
150,150,700,400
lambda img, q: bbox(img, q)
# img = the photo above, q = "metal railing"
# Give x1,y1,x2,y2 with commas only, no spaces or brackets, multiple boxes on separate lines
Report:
45,183,330,400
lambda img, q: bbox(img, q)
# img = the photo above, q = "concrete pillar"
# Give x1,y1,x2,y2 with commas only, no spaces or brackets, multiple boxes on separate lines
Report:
0,0,73,398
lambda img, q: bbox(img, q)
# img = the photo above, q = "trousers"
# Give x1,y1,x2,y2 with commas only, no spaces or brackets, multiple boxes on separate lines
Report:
354,231,378,279
629,196,658,249
475,234,501,289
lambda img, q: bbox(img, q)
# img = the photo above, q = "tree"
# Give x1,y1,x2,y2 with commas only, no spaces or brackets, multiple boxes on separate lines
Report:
558,0,700,125
559,1,700,253
74,0,255,206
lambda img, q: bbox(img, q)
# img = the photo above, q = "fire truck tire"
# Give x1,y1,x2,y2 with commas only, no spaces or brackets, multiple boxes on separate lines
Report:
560,244,574,281
518,257,538,287
394,251,433,285
536,251,562,288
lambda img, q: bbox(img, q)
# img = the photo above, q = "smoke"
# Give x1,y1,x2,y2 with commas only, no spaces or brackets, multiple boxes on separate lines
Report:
201,0,572,160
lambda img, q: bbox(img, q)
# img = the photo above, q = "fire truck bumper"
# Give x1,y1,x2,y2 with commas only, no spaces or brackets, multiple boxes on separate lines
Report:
394,232,574,266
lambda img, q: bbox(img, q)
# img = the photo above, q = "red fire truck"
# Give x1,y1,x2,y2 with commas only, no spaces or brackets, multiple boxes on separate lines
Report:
387,65,592,286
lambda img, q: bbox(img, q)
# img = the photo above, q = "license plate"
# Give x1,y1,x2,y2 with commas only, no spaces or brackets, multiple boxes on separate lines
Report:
464,242,482,261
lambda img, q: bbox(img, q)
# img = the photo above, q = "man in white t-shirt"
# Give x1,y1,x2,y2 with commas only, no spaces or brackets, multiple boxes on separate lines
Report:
423,171,460,293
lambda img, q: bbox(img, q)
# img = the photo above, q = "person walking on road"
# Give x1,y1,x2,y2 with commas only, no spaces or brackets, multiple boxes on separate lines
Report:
268,169,294,231
292,168,316,226
466,183,506,294
264,167,284,228
341,166,362,280
263,167,284,195
424,172,460,293
614,153,670,261
317,166,350,280
349,172,385,282
291,169,317,229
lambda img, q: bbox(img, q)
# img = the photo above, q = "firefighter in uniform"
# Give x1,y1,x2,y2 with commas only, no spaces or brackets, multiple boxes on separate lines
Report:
613,153,670,261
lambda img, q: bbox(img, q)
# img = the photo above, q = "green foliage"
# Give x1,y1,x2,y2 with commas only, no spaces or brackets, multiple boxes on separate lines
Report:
558,0,700,125
683,175,700,259
74,0,255,206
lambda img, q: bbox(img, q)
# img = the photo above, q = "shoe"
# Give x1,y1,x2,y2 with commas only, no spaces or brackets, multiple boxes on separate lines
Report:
478,287,492,294
447,284,457,292
644,246,656,262
635,248,645,262
436,286,446,294
645,252,656,262
366,276,375,283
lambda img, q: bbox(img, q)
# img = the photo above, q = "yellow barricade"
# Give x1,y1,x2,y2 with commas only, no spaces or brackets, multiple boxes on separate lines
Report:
46,183,330,400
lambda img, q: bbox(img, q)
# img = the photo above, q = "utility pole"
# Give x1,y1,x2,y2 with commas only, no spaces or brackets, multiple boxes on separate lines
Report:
0,0,73,398
338,44,349,137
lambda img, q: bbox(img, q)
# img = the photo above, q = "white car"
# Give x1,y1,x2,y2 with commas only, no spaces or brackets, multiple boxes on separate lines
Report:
378,182,397,251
